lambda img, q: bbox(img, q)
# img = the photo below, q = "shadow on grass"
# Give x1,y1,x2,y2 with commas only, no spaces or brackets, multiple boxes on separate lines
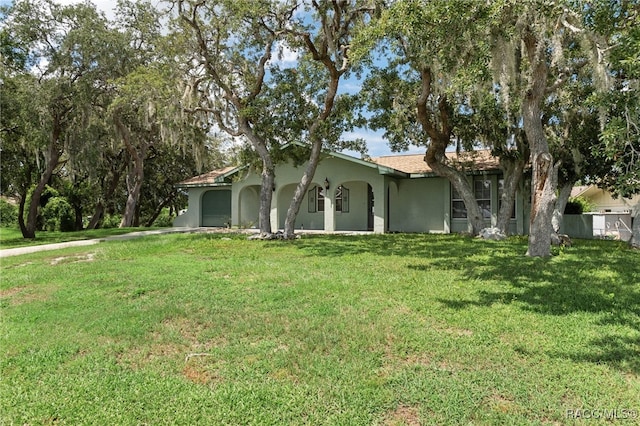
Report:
292,234,640,374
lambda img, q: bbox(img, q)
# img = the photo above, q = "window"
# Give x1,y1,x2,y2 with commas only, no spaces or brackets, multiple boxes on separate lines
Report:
308,186,325,213
451,177,492,219
335,185,349,213
498,179,516,219
451,186,467,218
308,184,350,213
474,178,492,219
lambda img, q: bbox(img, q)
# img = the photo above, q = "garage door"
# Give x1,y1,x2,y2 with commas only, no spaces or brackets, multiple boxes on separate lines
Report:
201,190,231,227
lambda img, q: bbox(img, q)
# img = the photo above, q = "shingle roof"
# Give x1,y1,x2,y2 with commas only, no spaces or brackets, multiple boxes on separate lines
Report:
176,166,239,187
177,150,502,188
371,150,500,175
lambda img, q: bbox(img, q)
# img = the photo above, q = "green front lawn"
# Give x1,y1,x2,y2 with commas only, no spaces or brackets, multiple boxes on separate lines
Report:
1,233,638,424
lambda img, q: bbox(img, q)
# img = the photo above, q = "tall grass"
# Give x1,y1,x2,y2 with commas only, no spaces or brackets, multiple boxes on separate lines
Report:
1,233,638,424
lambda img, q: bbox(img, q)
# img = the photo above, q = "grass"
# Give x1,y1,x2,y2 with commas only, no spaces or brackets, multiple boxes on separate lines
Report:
0,226,163,249
1,233,639,425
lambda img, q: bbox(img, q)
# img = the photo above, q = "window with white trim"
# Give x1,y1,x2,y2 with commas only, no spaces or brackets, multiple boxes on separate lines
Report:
335,185,349,213
451,177,492,219
474,178,492,219
308,186,325,213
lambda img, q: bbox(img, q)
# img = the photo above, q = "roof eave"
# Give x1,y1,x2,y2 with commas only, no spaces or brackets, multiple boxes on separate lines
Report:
175,182,233,189
327,151,408,177
408,168,501,179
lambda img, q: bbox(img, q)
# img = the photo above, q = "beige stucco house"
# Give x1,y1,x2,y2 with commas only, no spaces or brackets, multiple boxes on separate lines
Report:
570,185,640,214
563,185,640,241
174,149,529,235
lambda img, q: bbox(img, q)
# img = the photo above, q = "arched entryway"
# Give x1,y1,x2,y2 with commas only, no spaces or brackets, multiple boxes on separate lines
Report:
201,189,231,227
238,185,260,229
335,180,373,231
278,183,325,230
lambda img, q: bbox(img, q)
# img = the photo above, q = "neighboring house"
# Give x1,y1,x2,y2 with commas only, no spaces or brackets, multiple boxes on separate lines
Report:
563,185,640,241
570,185,640,214
174,149,530,235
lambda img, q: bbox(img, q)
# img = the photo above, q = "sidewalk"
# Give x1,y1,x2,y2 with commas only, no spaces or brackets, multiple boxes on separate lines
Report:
0,227,214,258
0,227,368,258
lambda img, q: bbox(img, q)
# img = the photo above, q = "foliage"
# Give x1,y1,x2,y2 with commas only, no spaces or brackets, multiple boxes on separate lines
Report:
1,0,224,238
0,199,18,227
101,214,124,229
564,196,594,215
40,196,75,232
1,233,638,424
152,208,175,228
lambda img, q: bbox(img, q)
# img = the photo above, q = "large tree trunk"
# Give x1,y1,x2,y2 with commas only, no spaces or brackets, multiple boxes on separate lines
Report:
526,152,559,256
120,158,144,228
426,146,485,235
18,192,28,237
283,141,322,239
144,190,177,227
73,203,84,231
258,161,275,236
416,69,485,235
87,202,104,230
87,153,125,229
522,29,558,257
115,114,146,229
552,181,574,234
496,156,526,235
282,20,345,240
243,128,274,237
23,127,62,239
630,209,640,249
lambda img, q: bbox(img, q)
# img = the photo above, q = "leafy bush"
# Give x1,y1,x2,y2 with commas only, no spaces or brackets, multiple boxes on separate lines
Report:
153,208,174,227
565,196,595,214
41,197,75,232
101,214,123,229
0,198,18,227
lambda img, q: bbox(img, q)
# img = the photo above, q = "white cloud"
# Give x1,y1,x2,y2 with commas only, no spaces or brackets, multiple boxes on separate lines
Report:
341,129,424,158
54,0,164,20
53,0,119,19
270,41,299,66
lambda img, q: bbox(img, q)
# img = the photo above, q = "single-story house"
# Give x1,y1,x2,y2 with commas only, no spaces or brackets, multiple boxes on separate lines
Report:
174,148,530,235
570,185,640,214
562,185,640,241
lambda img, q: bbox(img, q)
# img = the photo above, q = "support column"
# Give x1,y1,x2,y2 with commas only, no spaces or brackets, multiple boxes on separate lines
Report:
373,179,387,233
324,189,335,232
443,180,451,233
231,186,240,228
270,187,278,232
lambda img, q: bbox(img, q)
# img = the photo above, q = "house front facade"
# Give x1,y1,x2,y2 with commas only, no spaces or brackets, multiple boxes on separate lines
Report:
174,150,529,235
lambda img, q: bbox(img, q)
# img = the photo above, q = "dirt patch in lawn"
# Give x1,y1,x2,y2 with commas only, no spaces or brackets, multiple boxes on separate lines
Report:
117,316,228,386
0,285,57,306
384,404,422,426
49,252,96,265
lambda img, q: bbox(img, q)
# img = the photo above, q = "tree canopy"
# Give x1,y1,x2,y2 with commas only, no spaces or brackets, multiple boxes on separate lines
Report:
1,0,638,252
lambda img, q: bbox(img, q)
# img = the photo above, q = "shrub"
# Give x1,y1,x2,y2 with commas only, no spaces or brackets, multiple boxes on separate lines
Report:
565,196,594,215
101,214,123,229
41,197,75,232
0,198,18,227
153,208,174,227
